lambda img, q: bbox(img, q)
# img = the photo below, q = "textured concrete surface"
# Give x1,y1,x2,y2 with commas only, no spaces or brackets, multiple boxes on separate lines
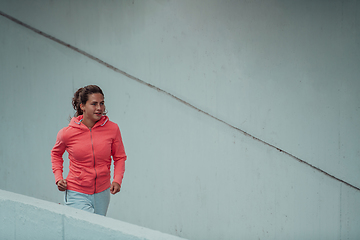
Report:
0,189,187,240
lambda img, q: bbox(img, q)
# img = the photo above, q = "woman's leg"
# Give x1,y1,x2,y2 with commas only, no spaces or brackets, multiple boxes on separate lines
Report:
64,190,95,213
93,188,110,216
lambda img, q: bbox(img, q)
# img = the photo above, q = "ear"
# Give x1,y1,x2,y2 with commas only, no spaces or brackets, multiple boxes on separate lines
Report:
80,103,85,111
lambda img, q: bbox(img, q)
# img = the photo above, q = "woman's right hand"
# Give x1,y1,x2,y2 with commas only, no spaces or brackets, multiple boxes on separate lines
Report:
57,179,67,191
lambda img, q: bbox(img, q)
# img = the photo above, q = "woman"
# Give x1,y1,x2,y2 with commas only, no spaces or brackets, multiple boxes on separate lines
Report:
51,85,127,216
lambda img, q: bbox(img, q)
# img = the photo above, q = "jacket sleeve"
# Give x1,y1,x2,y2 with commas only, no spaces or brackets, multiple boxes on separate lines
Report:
51,128,66,184
112,126,127,186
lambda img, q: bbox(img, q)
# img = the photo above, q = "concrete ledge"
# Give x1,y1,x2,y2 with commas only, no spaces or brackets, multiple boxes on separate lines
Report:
0,189,187,240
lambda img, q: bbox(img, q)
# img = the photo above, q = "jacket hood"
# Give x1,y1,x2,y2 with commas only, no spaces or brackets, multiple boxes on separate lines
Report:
69,115,109,129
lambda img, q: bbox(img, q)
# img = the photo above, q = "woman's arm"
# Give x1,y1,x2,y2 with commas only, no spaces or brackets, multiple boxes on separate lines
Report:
111,126,127,194
51,128,66,189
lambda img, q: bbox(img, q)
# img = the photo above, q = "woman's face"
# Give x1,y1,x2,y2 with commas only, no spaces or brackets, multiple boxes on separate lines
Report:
80,93,105,124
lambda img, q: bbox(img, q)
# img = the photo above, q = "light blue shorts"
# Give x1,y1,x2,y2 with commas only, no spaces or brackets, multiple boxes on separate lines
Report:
64,188,110,216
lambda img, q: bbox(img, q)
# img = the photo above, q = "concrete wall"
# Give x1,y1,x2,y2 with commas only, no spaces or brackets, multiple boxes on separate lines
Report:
0,189,187,240
0,1,360,239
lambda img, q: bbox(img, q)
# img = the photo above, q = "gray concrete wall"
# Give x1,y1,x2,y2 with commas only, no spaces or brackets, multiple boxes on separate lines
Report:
0,189,187,240
0,1,360,239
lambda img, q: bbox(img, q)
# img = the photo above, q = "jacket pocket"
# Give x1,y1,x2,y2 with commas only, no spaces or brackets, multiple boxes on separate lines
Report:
96,165,111,186
97,165,110,177
69,169,93,187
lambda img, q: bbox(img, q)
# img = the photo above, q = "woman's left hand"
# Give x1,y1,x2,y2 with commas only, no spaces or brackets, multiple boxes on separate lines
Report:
110,182,121,195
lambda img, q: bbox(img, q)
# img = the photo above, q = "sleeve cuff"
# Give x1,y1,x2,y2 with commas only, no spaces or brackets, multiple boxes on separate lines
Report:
54,170,63,184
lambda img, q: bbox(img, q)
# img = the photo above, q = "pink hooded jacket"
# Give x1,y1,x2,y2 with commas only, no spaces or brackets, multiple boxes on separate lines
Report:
51,115,127,194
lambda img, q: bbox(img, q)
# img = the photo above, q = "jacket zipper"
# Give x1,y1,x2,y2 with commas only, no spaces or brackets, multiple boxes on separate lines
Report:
90,128,97,194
